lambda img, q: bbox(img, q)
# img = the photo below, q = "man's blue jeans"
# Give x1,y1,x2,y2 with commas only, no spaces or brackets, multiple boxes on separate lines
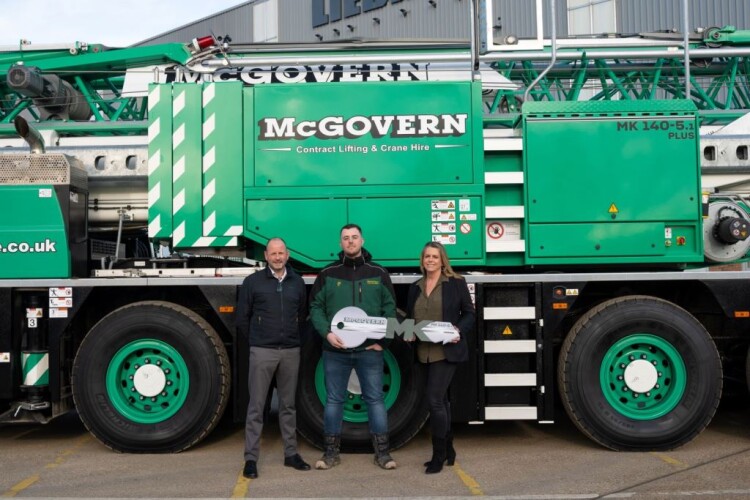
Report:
322,349,388,435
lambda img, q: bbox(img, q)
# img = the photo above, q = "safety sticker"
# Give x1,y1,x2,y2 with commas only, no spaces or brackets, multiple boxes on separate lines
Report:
459,199,470,212
432,234,457,245
431,211,455,222
431,200,456,210
460,223,471,234
502,326,512,335
38,188,52,198
50,297,73,308
0,353,9,363
49,287,72,298
26,308,43,318
432,223,456,234
50,308,69,318
28,318,38,328
459,213,477,221
487,222,504,239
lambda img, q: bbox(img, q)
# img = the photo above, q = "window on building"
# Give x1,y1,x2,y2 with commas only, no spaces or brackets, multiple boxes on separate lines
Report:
253,0,278,42
567,0,616,35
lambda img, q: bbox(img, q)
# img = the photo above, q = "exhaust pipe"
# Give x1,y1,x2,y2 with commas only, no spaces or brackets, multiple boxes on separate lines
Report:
14,116,45,154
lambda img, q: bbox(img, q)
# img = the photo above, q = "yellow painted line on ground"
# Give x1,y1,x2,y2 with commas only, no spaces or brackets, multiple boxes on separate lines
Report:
650,451,688,468
453,461,484,496
230,470,251,498
1,434,91,497
1,475,40,498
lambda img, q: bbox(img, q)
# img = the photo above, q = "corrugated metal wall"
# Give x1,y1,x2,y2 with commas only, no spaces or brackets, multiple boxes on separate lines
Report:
618,0,749,33
138,0,749,45
494,0,567,40
288,1,472,42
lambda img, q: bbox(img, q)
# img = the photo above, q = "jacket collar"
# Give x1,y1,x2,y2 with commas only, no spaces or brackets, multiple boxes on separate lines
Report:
337,247,372,268
264,264,296,280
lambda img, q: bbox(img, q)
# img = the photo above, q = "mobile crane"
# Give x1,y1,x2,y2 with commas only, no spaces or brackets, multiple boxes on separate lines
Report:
1,0,750,454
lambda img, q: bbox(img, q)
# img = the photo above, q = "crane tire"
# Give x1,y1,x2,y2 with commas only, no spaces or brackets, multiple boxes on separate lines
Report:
72,301,230,453
296,337,428,453
558,295,722,451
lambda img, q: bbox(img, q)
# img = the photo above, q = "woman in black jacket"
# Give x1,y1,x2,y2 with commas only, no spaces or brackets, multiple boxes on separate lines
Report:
407,241,475,474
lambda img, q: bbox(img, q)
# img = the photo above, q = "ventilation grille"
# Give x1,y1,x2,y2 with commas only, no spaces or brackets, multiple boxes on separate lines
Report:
0,154,87,190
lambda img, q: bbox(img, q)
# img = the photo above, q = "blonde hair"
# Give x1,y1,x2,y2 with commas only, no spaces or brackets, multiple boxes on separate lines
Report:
419,241,462,279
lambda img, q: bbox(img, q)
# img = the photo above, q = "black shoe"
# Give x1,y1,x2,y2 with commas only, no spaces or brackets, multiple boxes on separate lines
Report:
243,460,258,479
284,453,311,471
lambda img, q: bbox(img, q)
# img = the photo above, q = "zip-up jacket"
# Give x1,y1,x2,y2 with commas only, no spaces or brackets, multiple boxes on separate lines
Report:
236,265,307,348
310,248,396,352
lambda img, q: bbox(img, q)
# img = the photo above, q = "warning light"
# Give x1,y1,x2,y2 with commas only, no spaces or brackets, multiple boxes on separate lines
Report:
552,286,565,298
192,35,216,51
734,311,750,318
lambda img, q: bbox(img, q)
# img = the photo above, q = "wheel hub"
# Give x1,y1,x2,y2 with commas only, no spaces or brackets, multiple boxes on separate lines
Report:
133,364,167,397
623,359,658,393
600,333,686,420
106,339,189,424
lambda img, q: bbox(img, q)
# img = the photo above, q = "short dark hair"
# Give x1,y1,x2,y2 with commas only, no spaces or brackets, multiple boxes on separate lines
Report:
340,223,362,235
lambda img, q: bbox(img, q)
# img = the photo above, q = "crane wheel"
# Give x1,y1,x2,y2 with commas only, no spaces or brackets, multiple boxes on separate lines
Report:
558,295,722,451
72,301,230,452
296,337,428,453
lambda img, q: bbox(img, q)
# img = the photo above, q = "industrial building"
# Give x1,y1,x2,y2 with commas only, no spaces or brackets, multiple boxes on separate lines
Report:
137,0,750,46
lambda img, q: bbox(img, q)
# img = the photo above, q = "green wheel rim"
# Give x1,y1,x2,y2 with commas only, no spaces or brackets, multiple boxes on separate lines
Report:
314,350,401,423
600,334,686,420
106,339,189,424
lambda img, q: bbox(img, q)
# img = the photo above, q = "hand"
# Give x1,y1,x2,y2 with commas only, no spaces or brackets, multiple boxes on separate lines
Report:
365,343,383,351
326,332,345,349
451,325,461,343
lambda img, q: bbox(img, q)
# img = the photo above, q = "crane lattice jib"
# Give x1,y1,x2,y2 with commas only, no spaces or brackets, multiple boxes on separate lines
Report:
0,43,191,129
485,36,750,125
1,33,749,134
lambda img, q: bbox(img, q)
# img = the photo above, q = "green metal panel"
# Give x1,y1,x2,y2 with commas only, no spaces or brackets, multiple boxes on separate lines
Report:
201,82,243,239
245,198,347,264
241,80,485,268
147,84,173,239
252,82,475,187
0,186,70,278
523,100,703,264
349,197,483,263
170,84,203,248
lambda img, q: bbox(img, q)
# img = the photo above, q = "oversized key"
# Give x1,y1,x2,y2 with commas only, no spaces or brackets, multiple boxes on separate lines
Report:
330,306,459,348
330,307,387,348
419,321,460,344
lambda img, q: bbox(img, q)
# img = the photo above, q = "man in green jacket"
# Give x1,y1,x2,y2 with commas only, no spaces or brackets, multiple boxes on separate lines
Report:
309,223,398,470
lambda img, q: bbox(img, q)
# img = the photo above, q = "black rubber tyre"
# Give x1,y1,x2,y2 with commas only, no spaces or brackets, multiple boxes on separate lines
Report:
558,295,722,451
296,338,428,453
72,301,230,452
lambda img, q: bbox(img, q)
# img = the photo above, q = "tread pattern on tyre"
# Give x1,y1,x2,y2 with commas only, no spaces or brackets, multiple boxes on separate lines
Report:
72,300,230,453
558,295,722,451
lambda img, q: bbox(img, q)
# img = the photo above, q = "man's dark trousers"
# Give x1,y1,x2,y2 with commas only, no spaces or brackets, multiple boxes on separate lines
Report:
244,346,300,461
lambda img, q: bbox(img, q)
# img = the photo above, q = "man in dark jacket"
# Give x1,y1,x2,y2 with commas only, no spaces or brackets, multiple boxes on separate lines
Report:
236,237,310,479
309,223,398,470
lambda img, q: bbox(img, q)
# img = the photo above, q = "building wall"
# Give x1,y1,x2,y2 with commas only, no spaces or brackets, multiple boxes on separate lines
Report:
618,0,749,33
137,0,750,46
